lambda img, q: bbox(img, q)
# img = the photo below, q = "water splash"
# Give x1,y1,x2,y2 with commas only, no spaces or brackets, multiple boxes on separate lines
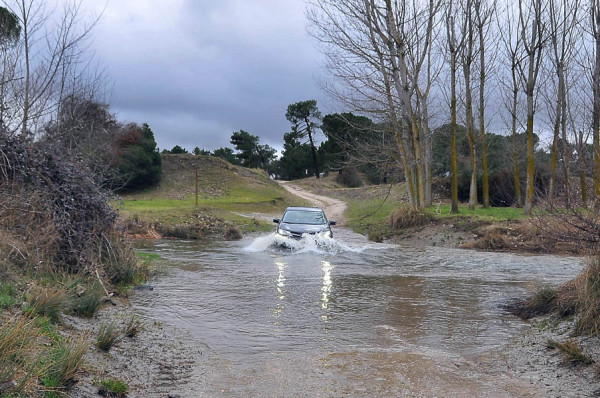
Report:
243,231,390,254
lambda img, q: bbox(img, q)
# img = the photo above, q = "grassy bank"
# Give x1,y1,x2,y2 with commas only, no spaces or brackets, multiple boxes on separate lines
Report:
0,251,155,397
116,154,305,239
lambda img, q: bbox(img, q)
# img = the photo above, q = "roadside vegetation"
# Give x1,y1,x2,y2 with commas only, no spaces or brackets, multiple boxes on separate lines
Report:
0,131,155,396
117,154,307,239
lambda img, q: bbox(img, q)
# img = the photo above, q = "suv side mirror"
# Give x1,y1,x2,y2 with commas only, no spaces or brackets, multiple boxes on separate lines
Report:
273,218,280,224
329,221,336,226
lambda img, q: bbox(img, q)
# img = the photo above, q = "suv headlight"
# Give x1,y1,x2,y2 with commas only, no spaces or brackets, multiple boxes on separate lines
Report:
277,228,292,237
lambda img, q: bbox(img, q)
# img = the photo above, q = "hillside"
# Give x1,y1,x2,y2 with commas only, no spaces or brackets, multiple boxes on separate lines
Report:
117,154,307,239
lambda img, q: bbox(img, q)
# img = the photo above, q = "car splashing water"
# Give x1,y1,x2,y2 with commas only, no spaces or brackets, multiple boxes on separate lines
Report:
244,230,377,254
131,229,585,397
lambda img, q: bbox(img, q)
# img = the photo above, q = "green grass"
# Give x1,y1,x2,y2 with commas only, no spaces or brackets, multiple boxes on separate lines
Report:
117,193,285,236
344,200,527,240
0,283,18,310
135,252,161,262
96,322,122,352
97,378,129,396
120,186,286,212
345,197,398,240
426,204,526,221
116,154,298,237
41,336,88,394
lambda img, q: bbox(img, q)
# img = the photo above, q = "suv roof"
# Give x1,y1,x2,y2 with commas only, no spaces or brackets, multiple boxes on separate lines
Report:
284,206,324,212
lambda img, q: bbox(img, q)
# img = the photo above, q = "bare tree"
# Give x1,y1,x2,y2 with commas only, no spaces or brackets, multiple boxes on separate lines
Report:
308,0,441,209
546,0,581,207
446,0,463,213
591,0,600,203
517,0,547,215
459,0,479,210
498,2,525,207
474,0,496,208
0,0,99,140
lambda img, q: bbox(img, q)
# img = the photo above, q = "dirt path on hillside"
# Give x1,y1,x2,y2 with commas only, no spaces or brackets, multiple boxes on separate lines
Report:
276,181,347,225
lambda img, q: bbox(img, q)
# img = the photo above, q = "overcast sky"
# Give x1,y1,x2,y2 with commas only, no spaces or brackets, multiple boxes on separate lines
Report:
86,0,331,152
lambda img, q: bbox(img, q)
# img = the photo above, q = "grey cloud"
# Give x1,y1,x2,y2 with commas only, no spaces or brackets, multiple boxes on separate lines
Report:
89,0,330,152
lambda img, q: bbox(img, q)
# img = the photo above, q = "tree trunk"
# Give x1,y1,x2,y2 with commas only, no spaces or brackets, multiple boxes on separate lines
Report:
463,2,478,210
511,62,523,207
305,119,320,179
447,9,460,214
594,1,600,203
522,2,543,216
549,97,561,203
476,0,490,208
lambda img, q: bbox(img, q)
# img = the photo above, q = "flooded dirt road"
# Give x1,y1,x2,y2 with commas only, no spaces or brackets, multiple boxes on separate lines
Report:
131,230,590,397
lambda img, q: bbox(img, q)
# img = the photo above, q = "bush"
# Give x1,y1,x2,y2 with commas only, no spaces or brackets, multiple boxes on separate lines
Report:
25,286,67,323
546,339,594,365
573,258,600,335
0,283,17,310
98,234,148,287
70,282,105,318
0,316,41,395
336,167,363,188
389,206,432,231
507,285,558,319
123,316,141,338
0,132,116,274
224,227,242,240
96,322,122,352
42,336,88,391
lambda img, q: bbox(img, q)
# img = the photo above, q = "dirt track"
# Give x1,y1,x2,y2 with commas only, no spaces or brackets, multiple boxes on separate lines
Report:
276,181,347,225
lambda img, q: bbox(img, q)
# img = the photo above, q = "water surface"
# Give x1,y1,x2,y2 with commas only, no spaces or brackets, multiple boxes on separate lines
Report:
132,230,583,396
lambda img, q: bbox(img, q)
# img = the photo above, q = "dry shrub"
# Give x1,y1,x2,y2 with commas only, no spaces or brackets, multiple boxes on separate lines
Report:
0,316,42,395
511,255,600,336
532,206,600,253
471,227,511,250
0,133,117,275
0,192,59,273
224,226,242,240
547,339,594,365
572,258,600,335
42,335,88,391
25,286,67,323
507,284,558,319
469,221,571,253
389,206,432,231
336,167,363,188
101,233,148,286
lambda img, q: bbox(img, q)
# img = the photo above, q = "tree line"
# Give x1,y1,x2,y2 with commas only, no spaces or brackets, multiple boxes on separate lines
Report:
302,0,600,214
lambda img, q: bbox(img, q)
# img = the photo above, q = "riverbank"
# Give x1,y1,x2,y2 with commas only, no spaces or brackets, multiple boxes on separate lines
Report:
58,167,600,395
65,298,209,398
73,235,599,397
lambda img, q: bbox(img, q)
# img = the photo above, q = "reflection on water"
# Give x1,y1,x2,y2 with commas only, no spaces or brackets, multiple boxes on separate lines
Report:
131,229,585,395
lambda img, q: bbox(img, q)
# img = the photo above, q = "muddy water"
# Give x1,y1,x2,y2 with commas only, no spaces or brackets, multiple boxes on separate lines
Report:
132,230,584,397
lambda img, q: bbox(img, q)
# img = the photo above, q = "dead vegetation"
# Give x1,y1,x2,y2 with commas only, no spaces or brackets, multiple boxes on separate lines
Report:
0,131,148,395
389,206,433,230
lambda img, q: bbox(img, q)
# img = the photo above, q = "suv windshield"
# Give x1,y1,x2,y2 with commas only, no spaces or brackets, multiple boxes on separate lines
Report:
282,210,327,225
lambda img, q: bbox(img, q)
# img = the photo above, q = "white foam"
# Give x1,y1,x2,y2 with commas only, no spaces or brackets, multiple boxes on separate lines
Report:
243,232,392,254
